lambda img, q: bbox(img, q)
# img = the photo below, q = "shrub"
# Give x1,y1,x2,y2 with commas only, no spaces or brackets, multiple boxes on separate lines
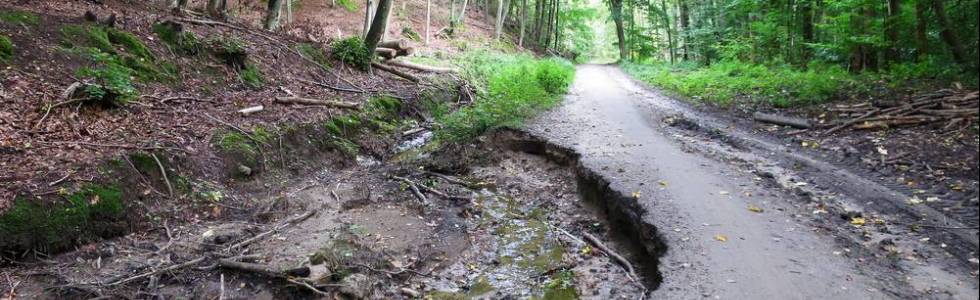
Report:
0,185,125,253
331,36,371,69
0,10,39,26
239,64,264,89
0,34,12,61
336,0,358,11
76,49,138,105
153,22,202,56
436,51,575,141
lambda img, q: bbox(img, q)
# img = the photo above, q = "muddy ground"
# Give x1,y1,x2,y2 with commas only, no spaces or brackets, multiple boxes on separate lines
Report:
1,128,659,299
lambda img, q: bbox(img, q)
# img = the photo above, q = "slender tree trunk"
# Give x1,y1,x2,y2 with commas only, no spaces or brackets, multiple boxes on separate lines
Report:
425,0,432,44
459,0,470,26
381,0,394,41
264,0,283,30
914,0,928,60
553,0,559,50
363,0,376,37
519,0,527,46
207,0,227,20
365,0,393,54
884,0,901,64
678,0,689,60
495,0,506,39
800,0,814,64
610,0,628,61
660,0,675,63
929,0,967,64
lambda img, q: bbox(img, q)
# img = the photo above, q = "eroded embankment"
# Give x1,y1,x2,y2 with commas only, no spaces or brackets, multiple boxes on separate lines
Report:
493,129,668,290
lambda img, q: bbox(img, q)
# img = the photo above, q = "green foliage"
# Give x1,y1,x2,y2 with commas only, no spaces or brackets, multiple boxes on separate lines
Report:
60,24,114,54
0,34,12,61
437,51,575,141
0,185,125,253
214,131,260,166
107,28,155,60
335,0,358,12
239,64,264,89
75,49,139,105
401,26,421,42
298,43,330,67
0,10,39,26
208,36,248,68
153,22,201,55
622,60,852,107
331,36,371,69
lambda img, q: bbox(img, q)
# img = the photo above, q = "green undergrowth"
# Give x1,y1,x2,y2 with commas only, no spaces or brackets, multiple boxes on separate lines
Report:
331,36,371,70
298,42,330,67
0,34,12,61
239,64,264,89
436,51,575,141
60,24,176,105
0,185,126,254
213,126,274,171
0,10,39,26
321,96,403,157
153,22,201,55
622,59,979,107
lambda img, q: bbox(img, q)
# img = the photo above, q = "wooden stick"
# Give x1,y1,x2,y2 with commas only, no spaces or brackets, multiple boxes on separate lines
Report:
386,60,458,73
107,257,206,286
150,153,174,198
752,112,811,129
582,232,638,282
824,108,880,135
223,210,315,253
238,105,264,115
294,77,364,93
371,62,420,83
392,176,428,204
274,97,360,109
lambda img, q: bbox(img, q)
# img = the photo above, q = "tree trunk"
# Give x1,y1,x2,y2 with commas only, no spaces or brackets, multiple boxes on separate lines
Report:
914,0,928,60
884,0,902,64
519,0,527,46
264,0,283,31
459,0,470,26
660,0,675,63
610,0,627,61
364,0,376,37
207,0,227,20
553,0,559,50
425,0,431,44
929,0,967,64
365,0,393,55
495,0,506,39
382,0,394,41
678,0,689,60
800,0,814,62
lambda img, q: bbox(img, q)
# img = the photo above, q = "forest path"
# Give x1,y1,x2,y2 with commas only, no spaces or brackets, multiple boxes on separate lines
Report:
523,65,969,299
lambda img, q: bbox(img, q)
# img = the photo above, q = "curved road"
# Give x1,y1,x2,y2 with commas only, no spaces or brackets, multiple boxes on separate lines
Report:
525,65,977,299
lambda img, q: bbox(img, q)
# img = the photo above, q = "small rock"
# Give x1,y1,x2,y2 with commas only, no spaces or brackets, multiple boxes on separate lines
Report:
237,164,252,176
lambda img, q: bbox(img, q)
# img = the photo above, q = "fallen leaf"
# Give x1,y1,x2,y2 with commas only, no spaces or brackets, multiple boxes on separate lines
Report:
748,205,764,213
718,191,730,196
850,217,866,226
580,245,593,255
714,234,728,242
658,180,668,186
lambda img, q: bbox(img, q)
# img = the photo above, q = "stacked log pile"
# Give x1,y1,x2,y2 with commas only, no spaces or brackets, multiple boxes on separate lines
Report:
369,39,458,83
824,90,979,134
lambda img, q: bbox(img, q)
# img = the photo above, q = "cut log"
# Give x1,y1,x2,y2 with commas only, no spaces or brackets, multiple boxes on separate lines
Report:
752,112,812,129
274,97,360,109
386,60,457,73
377,40,408,50
371,62,420,83
238,105,264,115
375,47,398,59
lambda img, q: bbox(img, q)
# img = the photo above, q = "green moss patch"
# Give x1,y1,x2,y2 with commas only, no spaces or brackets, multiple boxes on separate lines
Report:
239,64,264,89
298,42,330,67
0,185,126,254
0,34,12,61
0,10,39,26
153,21,201,56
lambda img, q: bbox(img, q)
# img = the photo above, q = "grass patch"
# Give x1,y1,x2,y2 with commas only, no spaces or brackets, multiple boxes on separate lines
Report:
153,22,201,56
239,64,264,89
319,96,403,156
298,42,330,67
401,26,421,42
331,36,371,69
335,0,358,11
435,51,575,141
622,59,979,107
0,185,126,253
75,48,139,105
0,10,39,26
0,34,12,61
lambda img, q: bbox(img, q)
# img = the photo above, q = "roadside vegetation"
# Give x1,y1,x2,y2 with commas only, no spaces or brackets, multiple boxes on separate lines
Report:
434,51,575,141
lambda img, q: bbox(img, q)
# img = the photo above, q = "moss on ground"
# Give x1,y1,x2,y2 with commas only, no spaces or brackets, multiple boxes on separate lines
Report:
0,185,126,254
239,64,264,89
298,42,330,67
153,22,201,55
0,34,12,61
0,10,39,26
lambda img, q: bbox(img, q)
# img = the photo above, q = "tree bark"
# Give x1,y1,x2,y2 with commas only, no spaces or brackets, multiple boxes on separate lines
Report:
495,0,506,39
800,0,814,62
365,0,393,55
363,0,377,37
264,0,283,31
884,0,902,64
914,0,928,61
425,0,431,44
660,0,675,63
610,0,627,61
678,0,689,60
929,0,967,64
459,0,470,27
519,0,527,46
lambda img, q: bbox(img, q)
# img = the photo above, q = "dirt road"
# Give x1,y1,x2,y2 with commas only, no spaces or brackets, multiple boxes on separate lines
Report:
525,65,978,299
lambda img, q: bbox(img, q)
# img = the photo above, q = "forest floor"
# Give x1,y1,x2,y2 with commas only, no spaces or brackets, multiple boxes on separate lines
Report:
1,1,978,299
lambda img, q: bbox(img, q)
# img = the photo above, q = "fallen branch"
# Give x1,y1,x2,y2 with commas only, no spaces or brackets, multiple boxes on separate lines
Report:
375,47,398,59
392,175,427,204
824,108,880,135
223,210,316,253
294,77,364,94
371,62,420,83
238,105,264,116
386,60,458,73
582,232,638,282
150,153,174,198
752,112,811,129
107,256,207,286
274,97,360,109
